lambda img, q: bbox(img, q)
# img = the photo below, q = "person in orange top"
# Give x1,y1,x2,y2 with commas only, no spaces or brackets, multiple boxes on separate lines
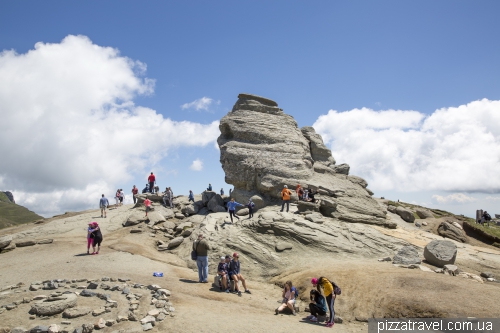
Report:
144,196,152,217
280,185,293,213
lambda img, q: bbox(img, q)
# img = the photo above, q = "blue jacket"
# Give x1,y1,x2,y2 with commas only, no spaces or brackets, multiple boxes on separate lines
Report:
228,260,240,275
188,192,194,200
99,197,109,207
227,201,243,211
315,294,327,313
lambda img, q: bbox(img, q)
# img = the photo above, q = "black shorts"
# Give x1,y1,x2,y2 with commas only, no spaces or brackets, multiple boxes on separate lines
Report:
93,237,102,246
119,197,123,203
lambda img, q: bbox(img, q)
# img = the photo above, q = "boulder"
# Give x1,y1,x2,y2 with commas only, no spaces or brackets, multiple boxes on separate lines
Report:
0,235,13,249
147,212,165,225
211,205,226,213
424,240,457,267
415,209,434,219
276,242,293,252
180,229,192,237
174,213,185,219
297,201,320,213
202,191,216,206
437,221,467,243
236,208,249,216
207,194,224,212
167,237,184,249
15,240,36,247
395,206,415,223
393,246,421,265
332,163,350,175
181,204,199,216
162,221,176,230
30,294,77,316
176,222,193,230
123,212,147,227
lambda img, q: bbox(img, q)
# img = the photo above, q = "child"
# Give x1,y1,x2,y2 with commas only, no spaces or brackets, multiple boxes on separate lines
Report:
217,256,229,292
247,199,255,218
144,196,152,217
87,222,95,254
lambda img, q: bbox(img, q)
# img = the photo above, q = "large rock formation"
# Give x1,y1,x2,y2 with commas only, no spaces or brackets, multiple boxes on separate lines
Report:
218,93,393,228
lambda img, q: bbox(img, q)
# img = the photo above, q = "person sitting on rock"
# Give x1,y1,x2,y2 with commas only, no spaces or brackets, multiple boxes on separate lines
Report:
217,256,229,292
308,189,318,203
227,198,243,223
228,252,251,296
144,196,152,218
307,289,327,322
188,190,194,203
280,185,293,213
275,280,297,316
142,184,149,194
207,183,212,191
296,184,304,201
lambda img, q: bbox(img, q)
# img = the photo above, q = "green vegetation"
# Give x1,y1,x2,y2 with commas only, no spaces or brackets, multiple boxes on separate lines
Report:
0,191,12,203
0,193,43,229
463,220,500,242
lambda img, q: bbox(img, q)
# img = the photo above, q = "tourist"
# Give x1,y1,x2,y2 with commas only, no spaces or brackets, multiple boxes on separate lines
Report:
207,183,212,191
148,172,156,193
119,189,124,206
154,185,160,194
296,184,304,200
144,196,152,218
482,211,492,227
99,194,109,218
163,187,170,207
167,187,173,208
131,185,138,204
229,188,232,197
228,252,251,296
220,188,224,196
142,184,149,194
87,222,95,254
247,198,255,218
188,190,194,203
280,185,292,213
275,280,297,316
311,277,336,327
227,198,243,223
90,222,103,255
309,189,318,203
193,233,211,283
307,289,327,322
217,256,229,292
115,189,120,206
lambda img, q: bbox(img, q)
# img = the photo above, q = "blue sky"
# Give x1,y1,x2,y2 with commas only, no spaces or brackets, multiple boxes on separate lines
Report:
1,1,500,217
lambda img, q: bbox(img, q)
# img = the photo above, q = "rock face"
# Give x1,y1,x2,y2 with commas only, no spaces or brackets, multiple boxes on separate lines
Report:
393,246,421,265
424,240,457,267
415,209,434,219
0,235,13,249
395,206,415,223
2,191,15,203
217,94,391,227
437,221,467,243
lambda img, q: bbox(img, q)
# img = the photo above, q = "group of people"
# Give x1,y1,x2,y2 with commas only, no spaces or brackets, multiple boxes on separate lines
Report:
295,184,318,203
226,198,255,223
86,221,103,255
479,210,492,227
115,189,125,206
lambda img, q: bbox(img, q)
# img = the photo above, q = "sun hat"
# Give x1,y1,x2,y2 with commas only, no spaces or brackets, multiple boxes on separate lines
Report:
311,278,318,285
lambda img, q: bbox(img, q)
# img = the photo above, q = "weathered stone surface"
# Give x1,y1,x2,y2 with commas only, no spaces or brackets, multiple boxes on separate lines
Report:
147,212,165,225
202,191,216,206
207,194,225,212
443,264,459,276
0,235,13,249
167,237,184,249
217,94,390,227
424,240,457,267
437,221,467,243
30,294,77,316
395,206,415,223
174,213,185,219
11,328,28,333
415,209,434,219
63,307,91,318
123,212,147,227
297,201,319,213
30,326,49,333
276,242,293,252
236,208,249,216
181,204,199,216
393,246,421,265
211,205,226,213
48,325,60,333
93,318,105,330
15,240,36,247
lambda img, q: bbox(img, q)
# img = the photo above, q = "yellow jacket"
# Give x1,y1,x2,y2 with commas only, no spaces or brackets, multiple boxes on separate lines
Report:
319,277,333,297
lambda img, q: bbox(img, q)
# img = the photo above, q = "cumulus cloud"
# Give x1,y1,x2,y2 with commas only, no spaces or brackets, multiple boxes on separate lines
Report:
0,35,220,216
181,97,217,111
432,193,477,204
313,99,500,193
189,159,203,171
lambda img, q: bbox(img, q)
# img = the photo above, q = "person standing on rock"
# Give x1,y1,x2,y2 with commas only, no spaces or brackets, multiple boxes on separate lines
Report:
87,222,96,254
247,198,255,218
144,196,152,218
90,222,103,255
131,185,138,204
166,187,173,208
228,252,251,296
148,172,156,193
115,189,120,206
227,198,243,223
188,190,194,202
280,185,293,213
311,277,336,327
99,194,109,218
220,188,224,196
193,233,211,283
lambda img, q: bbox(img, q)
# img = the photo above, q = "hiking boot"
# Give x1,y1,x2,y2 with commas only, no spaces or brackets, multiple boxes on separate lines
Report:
275,308,279,315
238,291,242,297
225,289,230,293
245,289,251,294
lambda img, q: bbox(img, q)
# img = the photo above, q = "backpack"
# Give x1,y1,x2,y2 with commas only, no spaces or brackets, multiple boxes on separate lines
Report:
485,213,492,221
291,286,299,298
319,277,341,295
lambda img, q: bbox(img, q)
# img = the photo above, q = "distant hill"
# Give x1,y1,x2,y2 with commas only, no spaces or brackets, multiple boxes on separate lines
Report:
0,191,43,229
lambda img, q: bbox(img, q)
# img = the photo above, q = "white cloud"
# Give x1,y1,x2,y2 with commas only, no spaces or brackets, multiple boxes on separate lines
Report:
485,196,500,202
313,99,500,193
432,193,478,204
0,35,220,216
190,159,203,171
181,97,216,111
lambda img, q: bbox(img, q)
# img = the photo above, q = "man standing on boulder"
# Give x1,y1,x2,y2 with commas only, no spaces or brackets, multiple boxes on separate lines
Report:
99,194,109,218
148,172,156,193
280,185,292,213
131,185,138,204
193,233,211,283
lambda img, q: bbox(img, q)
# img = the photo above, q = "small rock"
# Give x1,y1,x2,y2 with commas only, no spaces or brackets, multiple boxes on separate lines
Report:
443,264,459,276
147,285,161,291
128,312,138,321
378,257,391,262
81,324,93,333
140,316,156,325
147,309,160,317
92,308,106,316
30,326,49,333
60,321,71,325
101,277,109,282
275,242,293,252
72,328,82,333
105,320,115,327
15,240,37,247
157,312,166,321
122,287,130,295
480,272,495,279
37,239,53,245
157,289,170,296
487,278,496,282
93,319,106,330
11,328,28,333
48,325,60,333
79,290,96,297
63,307,91,319
86,283,98,290
116,316,128,322
141,323,153,331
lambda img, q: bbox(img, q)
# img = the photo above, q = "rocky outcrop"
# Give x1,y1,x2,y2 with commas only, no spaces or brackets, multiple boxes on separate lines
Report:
1,191,15,203
217,93,390,227
0,235,13,249
393,246,421,265
415,209,434,219
395,206,415,223
437,221,467,243
424,240,457,267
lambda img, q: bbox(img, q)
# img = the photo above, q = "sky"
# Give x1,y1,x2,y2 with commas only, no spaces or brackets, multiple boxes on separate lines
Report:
1,1,500,218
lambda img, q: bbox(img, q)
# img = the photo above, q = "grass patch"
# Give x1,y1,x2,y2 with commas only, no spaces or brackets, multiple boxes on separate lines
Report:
413,212,420,220
0,201,43,230
0,192,12,203
388,201,401,207
463,220,500,242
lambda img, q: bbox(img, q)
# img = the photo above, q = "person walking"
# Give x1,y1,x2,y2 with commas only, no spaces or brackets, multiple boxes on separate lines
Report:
188,190,194,203
131,185,138,204
148,172,156,193
193,233,211,283
228,252,251,296
220,188,224,196
119,189,124,206
144,196,152,218
90,222,103,255
280,185,292,213
115,189,120,206
99,194,109,218
227,198,243,223
247,198,255,218
311,277,337,327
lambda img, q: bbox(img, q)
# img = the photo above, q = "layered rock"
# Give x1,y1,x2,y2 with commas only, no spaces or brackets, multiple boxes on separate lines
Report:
218,93,391,227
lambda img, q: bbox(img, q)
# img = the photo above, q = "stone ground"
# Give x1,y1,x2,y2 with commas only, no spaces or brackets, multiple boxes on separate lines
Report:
1,203,500,333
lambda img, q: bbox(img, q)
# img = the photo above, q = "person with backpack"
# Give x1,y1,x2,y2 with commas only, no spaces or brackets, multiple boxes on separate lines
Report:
307,289,327,322
247,198,255,218
280,185,293,212
275,280,297,316
482,211,492,227
193,233,211,283
311,277,340,327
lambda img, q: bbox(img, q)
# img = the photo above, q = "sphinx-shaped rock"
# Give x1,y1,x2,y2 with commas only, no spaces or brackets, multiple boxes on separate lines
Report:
218,94,392,228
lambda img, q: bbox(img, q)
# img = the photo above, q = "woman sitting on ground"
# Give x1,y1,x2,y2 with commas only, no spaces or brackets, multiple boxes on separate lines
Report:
308,189,318,203
307,289,327,322
275,280,297,316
